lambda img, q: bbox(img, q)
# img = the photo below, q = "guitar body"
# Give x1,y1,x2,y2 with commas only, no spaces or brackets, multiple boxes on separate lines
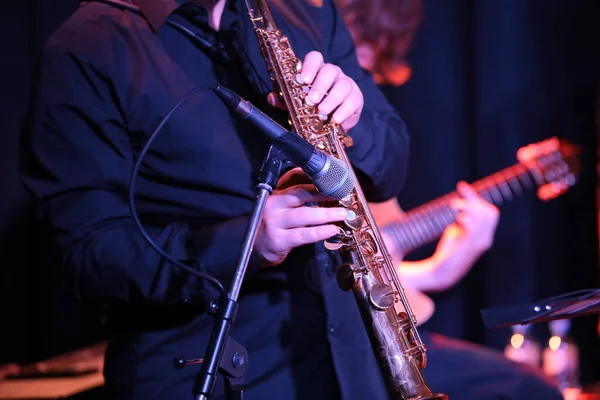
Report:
396,277,436,327
369,137,579,326
368,199,436,327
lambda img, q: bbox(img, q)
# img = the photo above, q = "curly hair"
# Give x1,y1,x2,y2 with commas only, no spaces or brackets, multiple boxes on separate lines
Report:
335,0,423,86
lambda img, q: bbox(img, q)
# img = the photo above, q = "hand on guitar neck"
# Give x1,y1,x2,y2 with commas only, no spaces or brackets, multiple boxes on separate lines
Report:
370,137,579,326
369,183,499,326
374,182,499,292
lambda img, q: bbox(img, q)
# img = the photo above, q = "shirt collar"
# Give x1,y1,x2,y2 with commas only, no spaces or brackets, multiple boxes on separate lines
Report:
133,0,239,32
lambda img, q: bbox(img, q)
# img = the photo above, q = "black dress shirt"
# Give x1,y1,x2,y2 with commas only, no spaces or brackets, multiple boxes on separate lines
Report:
20,0,410,398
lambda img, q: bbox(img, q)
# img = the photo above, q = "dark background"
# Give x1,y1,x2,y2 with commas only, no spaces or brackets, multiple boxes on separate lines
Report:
1,0,599,386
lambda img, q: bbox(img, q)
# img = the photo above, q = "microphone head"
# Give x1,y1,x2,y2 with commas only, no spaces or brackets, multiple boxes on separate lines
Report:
311,156,355,199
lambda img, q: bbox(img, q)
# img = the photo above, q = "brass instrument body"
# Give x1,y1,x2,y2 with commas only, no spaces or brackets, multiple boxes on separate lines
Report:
243,2,447,399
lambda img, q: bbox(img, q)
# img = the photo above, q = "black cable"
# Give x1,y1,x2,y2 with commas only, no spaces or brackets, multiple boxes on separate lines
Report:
128,84,225,295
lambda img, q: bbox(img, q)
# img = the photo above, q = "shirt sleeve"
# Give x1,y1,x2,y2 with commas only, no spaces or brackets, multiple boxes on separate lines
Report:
321,0,411,202
19,48,257,306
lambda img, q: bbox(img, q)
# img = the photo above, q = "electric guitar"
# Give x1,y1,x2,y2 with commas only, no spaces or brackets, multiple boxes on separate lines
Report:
374,137,580,325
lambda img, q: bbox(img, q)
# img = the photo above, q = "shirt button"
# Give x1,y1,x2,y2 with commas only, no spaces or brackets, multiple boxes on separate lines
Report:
328,325,335,333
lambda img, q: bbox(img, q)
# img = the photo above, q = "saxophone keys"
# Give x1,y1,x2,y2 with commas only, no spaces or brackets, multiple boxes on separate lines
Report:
311,121,324,132
368,283,396,311
335,263,362,291
324,241,344,251
344,207,364,230
324,227,347,251
341,135,354,147
358,232,378,255
338,196,354,208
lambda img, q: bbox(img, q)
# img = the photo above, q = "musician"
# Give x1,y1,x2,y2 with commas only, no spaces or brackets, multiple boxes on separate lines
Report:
336,0,564,399
19,0,415,399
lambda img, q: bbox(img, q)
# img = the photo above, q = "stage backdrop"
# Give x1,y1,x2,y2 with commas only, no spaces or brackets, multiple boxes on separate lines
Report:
380,0,600,384
0,0,599,385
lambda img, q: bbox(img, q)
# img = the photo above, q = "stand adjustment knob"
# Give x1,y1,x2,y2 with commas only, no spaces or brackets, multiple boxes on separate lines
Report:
231,352,245,368
173,356,204,369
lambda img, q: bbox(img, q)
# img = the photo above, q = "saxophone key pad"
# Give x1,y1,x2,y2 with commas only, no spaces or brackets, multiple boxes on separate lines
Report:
338,196,354,208
324,227,349,251
324,240,344,251
358,232,378,255
335,263,362,291
368,283,396,311
344,208,364,230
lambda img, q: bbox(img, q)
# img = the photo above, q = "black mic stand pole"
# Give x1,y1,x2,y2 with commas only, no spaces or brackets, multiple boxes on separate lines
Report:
185,144,289,400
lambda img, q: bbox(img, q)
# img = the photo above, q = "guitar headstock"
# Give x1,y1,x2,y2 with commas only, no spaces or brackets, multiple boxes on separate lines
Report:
516,137,580,201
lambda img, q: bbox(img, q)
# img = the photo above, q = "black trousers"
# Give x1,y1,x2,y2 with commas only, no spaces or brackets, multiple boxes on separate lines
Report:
421,331,564,400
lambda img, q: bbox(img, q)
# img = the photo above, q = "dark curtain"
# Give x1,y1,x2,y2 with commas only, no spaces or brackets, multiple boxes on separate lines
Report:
381,0,600,384
0,1,100,364
0,0,599,385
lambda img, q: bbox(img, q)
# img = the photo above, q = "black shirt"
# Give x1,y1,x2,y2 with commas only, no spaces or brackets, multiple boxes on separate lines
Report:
20,0,410,398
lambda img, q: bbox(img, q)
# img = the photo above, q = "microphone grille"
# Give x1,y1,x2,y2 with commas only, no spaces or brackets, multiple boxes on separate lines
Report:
313,157,355,199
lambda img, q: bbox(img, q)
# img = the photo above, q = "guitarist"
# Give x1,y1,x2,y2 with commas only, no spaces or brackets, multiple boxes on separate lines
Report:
371,181,499,296
335,0,564,399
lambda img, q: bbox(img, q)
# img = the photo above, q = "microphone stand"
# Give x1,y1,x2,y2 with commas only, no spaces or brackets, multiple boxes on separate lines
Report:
181,144,290,400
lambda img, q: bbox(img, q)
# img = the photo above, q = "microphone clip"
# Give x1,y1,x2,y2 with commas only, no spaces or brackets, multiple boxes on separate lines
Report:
257,144,295,191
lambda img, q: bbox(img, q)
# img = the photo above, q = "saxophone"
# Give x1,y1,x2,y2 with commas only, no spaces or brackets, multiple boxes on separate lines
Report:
243,1,448,399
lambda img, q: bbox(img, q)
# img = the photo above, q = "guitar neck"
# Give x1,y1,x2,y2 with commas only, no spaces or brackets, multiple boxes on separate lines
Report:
382,162,545,256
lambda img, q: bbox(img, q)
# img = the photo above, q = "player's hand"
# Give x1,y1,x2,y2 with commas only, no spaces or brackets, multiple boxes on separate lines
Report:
447,181,500,253
254,168,348,266
267,51,364,131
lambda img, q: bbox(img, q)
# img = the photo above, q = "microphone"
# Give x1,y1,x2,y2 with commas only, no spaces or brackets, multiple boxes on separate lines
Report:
214,85,355,199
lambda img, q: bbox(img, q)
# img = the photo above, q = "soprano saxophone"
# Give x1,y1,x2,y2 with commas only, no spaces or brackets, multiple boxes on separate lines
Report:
243,1,447,399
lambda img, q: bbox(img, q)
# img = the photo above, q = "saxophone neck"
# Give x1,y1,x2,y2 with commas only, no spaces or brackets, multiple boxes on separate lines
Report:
244,0,278,31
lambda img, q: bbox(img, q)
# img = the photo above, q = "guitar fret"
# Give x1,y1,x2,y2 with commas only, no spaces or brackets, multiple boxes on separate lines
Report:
408,213,428,242
494,172,514,201
418,201,454,242
395,218,419,251
442,204,457,225
392,222,408,247
419,204,440,234
516,168,534,190
504,166,524,196
402,219,422,249
420,204,443,235
483,177,505,205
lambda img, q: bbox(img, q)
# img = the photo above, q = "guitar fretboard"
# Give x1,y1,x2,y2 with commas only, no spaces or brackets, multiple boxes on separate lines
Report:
381,163,544,256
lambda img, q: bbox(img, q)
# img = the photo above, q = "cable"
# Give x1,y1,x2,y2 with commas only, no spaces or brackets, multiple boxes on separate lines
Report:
128,84,225,295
